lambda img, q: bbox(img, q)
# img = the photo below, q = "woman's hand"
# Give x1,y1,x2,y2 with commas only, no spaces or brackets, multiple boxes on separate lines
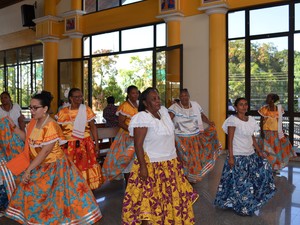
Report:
139,164,148,181
228,156,235,169
22,170,31,184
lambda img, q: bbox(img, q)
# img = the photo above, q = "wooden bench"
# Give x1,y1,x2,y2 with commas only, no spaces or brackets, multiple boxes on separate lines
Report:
95,126,119,165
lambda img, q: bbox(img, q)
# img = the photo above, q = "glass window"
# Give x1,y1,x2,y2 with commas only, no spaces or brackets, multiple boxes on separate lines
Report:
0,44,43,111
228,39,245,102
250,37,288,110
156,23,166,47
294,34,300,112
228,11,245,38
92,32,119,54
85,0,143,13
250,5,289,35
121,26,154,51
32,45,43,61
123,0,142,6
19,47,31,63
83,37,90,56
296,3,300,31
0,51,4,67
6,49,17,66
85,0,96,13
98,0,119,11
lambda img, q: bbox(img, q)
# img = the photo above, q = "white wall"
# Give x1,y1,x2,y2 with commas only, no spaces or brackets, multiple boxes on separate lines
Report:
181,14,210,115
0,0,44,36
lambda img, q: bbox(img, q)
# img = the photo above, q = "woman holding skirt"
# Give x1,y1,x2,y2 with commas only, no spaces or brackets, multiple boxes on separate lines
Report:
258,93,297,174
5,91,102,224
214,97,276,216
168,88,221,183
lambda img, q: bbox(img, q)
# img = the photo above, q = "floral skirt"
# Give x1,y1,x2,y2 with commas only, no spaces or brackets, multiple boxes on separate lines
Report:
64,136,103,190
102,129,135,181
258,130,297,170
0,118,24,208
122,155,199,225
5,156,102,225
176,126,221,182
214,153,276,216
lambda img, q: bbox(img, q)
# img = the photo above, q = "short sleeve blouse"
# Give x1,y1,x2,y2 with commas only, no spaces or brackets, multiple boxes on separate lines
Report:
0,103,21,128
222,115,259,156
129,106,177,162
168,101,203,135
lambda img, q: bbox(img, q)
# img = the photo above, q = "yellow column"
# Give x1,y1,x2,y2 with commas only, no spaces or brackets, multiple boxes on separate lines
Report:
71,36,83,88
157,13,184,106
71,0,82,10
206,6,228,149
167,20,181,46
44,0,56,15
43,41,59,113
62,0,84,90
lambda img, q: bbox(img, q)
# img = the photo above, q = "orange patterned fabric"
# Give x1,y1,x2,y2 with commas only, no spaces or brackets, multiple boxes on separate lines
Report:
258,106,282,131
56,106,103,189
5,121,102,224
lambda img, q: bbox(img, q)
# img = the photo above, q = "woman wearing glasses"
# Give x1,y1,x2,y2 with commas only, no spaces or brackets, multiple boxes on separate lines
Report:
55,88,103,190
5,91,102,224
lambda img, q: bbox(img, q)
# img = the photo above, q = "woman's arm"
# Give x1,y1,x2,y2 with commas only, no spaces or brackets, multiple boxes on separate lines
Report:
89,119,99,152
22,142,55,184
227,126,235,168
168,112,175,120
201,113,214,126
18,113,26,131
134,127,148,180
118,114,128,131
260,116,265,139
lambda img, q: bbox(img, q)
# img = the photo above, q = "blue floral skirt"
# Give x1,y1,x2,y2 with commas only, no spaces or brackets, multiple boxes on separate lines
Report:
214,153,276,216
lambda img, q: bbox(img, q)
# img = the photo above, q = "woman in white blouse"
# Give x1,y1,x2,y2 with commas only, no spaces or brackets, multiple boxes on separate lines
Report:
168,88,221,183
214,97,276,216
0,91,25,131
122,87,198,225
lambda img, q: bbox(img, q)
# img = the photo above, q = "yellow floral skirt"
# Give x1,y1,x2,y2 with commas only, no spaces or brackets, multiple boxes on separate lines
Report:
122,155,199,225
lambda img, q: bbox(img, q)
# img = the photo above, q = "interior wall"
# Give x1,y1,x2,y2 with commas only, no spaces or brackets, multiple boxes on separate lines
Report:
0,0,44,50
181,14,210,115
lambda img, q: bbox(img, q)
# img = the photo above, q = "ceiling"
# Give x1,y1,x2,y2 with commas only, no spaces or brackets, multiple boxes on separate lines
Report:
0,0,24,9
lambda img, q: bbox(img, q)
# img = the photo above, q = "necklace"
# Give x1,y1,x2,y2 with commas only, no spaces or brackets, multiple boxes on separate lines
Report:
145,110,161,119
128,99,138,109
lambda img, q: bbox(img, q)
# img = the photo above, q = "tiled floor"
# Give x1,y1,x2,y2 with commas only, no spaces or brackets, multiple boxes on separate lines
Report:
1,154,300,225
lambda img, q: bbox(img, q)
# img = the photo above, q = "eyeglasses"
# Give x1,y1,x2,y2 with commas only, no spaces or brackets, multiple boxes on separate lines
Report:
28,105,43,111
72,95,83,99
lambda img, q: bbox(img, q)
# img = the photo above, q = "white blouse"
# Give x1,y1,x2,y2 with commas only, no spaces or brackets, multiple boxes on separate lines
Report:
222,115,259,156
168,101,203,136
129,106,177,162
0,103,22,128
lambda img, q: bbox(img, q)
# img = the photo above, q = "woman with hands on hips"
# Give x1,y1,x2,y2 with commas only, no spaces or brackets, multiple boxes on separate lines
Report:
214,97,275,216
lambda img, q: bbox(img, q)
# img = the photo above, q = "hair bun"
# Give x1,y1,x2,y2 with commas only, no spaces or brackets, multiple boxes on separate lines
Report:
40,90,53,103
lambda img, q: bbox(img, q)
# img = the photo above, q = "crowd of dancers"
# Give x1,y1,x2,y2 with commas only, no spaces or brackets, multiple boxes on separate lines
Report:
0,87,296,224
